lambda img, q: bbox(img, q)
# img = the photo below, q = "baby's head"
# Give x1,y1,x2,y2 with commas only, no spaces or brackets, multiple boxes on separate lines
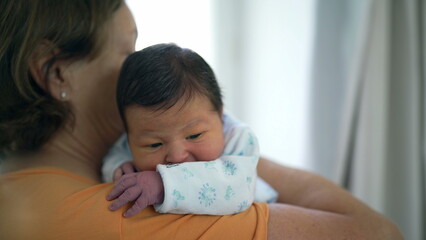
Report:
117,43,224,171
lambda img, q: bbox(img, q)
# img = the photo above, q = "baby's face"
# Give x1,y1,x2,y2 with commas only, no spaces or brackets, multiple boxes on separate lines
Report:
125,95,224,171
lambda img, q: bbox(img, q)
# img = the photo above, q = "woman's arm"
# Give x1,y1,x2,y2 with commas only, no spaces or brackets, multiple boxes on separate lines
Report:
258,157,403,240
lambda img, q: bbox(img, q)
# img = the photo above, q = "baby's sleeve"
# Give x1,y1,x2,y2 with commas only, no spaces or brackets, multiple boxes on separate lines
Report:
155,154,258,215
154,115,265,215
222,113,278,203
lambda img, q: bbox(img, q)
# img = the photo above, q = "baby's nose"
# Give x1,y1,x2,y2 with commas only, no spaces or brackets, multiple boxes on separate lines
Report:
165,142,193,164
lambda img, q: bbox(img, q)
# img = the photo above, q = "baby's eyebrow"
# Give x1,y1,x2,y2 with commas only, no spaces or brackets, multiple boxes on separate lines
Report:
136,130,161,139
184,118,200,128
183,118,211,131
129,129,161,143
133,118,209,141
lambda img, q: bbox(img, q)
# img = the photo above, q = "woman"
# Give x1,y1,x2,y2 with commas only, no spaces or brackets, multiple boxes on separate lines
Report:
0,0,402,239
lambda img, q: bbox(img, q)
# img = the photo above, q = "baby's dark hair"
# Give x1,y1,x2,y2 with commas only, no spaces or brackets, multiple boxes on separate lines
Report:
116,43,223,125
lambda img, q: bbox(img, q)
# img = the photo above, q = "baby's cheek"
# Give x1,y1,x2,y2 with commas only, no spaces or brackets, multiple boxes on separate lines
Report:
133,155,157,171
195,142,224,161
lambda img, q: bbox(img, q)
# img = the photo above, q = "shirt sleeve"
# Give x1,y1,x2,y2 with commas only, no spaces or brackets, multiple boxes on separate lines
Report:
0,169,269,240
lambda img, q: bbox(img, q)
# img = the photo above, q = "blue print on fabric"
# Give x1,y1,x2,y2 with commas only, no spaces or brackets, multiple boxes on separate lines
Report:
198,183,216,207
238,201,249,212
248,133,255,145
172,190,185,208
246,177,252,184
225,186,236,200
204,162,217,171
222,161,237,175
181,167,194,179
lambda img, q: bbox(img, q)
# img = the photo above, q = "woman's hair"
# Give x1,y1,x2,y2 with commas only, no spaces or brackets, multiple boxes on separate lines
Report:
116,43,223,126
0,0,123,156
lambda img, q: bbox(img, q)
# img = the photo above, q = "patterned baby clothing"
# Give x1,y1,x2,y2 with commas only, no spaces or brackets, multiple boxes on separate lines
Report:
102,113,278,215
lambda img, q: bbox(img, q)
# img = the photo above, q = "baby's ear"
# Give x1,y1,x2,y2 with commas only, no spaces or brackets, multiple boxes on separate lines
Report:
28,40,68,100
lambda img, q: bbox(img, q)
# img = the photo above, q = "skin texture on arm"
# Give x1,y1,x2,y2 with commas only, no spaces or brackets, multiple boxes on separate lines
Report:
258,157,404,240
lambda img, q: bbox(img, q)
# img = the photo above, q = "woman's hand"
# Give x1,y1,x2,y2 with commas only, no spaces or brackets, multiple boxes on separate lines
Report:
107,171,165,217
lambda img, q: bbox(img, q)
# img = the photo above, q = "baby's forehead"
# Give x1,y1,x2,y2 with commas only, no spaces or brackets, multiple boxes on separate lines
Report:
124,97,221,133
126,93,217,117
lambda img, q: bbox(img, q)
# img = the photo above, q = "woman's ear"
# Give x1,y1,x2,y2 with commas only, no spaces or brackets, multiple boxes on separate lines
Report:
28,41,69,100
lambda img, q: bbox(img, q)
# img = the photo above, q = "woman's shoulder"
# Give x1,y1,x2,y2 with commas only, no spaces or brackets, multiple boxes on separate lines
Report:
1,166,95,182
0,167,270,239
0,167,118,239
0,166,101,197
0,167,113,211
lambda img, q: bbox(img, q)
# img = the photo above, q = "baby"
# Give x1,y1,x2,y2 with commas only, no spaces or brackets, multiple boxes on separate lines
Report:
104,43,277,217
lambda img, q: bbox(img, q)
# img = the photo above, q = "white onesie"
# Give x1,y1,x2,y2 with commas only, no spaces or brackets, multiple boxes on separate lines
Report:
102,113,278,215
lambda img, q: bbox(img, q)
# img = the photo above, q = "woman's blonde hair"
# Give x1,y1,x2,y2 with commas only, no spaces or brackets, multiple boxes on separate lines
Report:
0,0,123,156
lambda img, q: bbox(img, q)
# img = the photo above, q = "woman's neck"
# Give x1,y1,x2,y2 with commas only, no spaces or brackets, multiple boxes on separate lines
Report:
1,115,124,182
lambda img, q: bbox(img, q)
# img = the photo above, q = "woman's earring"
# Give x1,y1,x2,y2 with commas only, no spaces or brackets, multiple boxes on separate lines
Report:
60,91,67,100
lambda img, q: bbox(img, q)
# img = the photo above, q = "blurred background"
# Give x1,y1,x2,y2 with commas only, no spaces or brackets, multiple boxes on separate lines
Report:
127,0,425,239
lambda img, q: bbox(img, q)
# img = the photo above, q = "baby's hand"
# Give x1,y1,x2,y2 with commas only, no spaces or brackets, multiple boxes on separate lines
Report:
113,161,138,182
106,171,165,218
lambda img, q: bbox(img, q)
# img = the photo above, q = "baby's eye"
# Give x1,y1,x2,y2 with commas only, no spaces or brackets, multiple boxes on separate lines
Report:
186,133,203,140
148,142,163,148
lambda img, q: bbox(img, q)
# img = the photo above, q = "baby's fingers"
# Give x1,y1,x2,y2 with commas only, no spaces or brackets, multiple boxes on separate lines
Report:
123,196,149,218
109,186,141,211
121,161,137,175
107,175,136,201
113,168,124,182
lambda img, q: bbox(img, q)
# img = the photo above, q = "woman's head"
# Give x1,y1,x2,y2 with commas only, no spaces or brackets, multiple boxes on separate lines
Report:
0,0,136,156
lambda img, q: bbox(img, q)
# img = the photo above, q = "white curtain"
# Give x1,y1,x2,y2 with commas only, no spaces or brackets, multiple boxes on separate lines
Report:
211,0,424,238
212,0,314,169
309,0,425,239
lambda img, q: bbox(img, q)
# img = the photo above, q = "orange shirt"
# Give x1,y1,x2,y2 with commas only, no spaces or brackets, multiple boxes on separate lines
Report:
0,167,269,240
